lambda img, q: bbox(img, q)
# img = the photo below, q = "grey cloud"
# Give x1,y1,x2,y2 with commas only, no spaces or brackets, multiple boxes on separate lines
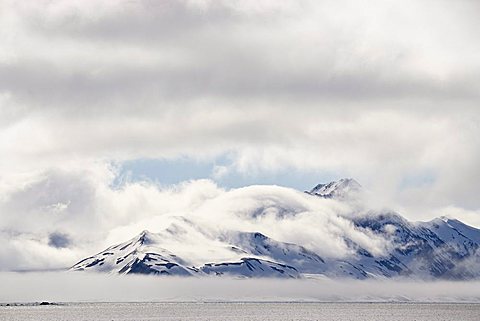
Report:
3,170,94,218
48,232,71,249
25,0,238,43
2,0,479,113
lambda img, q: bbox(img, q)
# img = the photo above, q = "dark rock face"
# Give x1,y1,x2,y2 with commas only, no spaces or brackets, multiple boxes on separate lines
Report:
201,258,300,278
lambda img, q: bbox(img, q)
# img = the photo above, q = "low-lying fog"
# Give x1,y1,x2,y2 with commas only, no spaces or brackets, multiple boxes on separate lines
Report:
1,273,479,303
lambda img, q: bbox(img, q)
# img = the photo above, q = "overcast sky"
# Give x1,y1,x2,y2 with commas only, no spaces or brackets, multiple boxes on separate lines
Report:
1,0,480,270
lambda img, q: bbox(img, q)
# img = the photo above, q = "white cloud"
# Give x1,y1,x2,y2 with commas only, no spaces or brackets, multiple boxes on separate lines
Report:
0,0,479,269
0,161,478,271
0,165,392,270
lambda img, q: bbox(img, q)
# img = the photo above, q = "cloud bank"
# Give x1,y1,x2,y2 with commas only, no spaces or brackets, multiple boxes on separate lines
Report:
0,0,480,270
1,273,480,303
0,165,389,270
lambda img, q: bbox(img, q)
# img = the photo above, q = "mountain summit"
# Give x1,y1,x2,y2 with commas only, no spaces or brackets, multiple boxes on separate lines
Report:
307,178,362,199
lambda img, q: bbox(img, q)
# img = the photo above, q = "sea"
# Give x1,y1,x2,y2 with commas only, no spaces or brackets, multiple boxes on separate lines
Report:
1,302,479,321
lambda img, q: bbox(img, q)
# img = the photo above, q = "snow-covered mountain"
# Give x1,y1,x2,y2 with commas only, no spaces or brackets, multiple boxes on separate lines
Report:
307,178,362,199
71,229,301,278
71,179,480,279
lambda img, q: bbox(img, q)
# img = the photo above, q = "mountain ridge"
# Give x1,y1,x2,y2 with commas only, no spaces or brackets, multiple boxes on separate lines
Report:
71,179,480,279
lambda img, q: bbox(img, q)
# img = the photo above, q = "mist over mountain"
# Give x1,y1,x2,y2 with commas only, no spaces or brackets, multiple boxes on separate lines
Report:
72,179,480,280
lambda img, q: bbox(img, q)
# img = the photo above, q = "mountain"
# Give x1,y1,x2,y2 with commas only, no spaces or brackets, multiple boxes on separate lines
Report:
350,213,480,279
71,179,480,279
307,178,362,199
71,230,196,276
71,228,301,278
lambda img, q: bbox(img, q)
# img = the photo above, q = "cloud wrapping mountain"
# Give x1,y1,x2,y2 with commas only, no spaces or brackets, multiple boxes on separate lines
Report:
0,0,480,273
70,180,480,279
73,220,480,279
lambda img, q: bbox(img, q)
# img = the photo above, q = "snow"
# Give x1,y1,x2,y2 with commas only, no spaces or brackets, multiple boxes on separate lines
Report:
308,178,362,199
71,179,480,280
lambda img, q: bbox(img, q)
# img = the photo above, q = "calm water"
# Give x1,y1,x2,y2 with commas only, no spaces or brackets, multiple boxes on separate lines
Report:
1,302,479,321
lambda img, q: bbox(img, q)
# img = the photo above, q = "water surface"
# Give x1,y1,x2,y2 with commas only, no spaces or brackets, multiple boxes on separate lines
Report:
1,302,479,321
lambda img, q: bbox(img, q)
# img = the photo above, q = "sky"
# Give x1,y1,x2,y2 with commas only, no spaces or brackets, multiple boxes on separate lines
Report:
0,0,480,271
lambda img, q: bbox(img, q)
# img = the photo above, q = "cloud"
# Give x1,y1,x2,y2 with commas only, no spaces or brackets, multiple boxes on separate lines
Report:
211,165,229,180
1,273,480,303
0,161,478,271
48,232,71,249
0,164,392,270
2,0,479,106
0,0,479,269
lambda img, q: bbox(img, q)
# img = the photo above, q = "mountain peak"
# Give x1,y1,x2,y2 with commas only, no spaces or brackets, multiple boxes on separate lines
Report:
135,230,156,245
308,178,361,199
